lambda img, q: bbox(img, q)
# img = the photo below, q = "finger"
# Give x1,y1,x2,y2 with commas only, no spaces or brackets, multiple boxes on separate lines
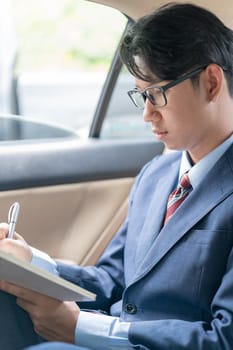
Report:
0,225,22,240
0,280,41,302
0,280,59,307
13,231,27,242
16,297,36,312
0,223,26,241
0,223,9,239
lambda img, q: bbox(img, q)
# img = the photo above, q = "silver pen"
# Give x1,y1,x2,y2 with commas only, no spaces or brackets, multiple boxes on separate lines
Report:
8,202,20,239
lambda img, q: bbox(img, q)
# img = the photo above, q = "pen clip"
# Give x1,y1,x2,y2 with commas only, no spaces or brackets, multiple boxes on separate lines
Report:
8,202,20,224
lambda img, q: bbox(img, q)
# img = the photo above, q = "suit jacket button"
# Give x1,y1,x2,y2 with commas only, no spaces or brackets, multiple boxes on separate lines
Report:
124,303,137,314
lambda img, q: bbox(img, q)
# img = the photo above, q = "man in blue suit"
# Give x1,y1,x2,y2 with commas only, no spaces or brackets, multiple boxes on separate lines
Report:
1,2,233,349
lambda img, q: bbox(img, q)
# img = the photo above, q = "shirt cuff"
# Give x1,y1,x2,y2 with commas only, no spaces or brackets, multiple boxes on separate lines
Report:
75,311,133,349
30,247,58,275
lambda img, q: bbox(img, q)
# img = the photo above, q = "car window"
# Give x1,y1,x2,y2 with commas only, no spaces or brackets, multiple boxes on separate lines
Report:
1,0,126,141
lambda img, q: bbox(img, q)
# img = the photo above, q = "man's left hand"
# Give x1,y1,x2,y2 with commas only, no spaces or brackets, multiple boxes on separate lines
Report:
0,281,80,343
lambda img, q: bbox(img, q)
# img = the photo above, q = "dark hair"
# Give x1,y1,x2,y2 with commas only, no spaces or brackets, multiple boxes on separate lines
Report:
120,2,233,95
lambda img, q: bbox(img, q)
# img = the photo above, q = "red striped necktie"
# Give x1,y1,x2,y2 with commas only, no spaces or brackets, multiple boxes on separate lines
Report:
164,172,192,224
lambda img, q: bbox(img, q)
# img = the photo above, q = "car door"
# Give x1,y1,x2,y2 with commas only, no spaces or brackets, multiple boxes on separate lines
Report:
0,0,164,265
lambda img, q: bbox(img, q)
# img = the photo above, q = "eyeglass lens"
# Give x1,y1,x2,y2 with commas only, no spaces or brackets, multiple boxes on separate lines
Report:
130,87,166,108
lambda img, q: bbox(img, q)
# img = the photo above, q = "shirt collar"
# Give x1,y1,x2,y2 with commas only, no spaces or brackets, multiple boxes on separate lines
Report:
179,134,233,189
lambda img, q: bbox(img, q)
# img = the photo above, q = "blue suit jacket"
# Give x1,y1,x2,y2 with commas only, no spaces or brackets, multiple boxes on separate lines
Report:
58,145,233,349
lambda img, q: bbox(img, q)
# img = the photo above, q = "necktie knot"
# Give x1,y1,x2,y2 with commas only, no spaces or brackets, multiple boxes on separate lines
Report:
179,173,192,190
163,172,192,224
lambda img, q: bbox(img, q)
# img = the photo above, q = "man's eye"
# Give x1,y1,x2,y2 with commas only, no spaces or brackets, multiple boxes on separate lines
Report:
147,92,156,104
142,92,147,102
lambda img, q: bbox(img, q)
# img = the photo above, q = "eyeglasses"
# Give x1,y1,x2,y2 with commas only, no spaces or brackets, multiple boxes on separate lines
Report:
127,66,206,109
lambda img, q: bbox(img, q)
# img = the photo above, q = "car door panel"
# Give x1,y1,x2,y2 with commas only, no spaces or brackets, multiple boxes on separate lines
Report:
0,138,164,264
0,178,132,265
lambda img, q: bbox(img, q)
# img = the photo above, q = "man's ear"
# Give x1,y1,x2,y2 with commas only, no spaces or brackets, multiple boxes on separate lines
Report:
203,64,224,102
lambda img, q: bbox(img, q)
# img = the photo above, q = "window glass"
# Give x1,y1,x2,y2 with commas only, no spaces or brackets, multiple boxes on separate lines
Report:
100,67,154,139
1,0,126,141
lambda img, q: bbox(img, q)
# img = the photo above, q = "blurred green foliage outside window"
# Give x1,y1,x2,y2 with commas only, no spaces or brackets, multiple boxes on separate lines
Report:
11,0,127,73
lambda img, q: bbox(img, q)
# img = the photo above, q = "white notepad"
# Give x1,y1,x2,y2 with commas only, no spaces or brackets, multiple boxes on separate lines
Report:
0,250,96,301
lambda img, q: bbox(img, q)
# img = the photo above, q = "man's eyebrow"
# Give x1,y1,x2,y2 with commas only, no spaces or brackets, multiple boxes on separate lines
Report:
135,78,162,90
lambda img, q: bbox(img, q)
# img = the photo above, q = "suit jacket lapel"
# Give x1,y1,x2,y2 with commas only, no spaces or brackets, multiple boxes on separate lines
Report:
135,159,179,265
134,149,233,282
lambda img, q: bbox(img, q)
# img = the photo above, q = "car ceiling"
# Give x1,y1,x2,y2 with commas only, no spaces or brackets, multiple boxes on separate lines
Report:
88,0,233,27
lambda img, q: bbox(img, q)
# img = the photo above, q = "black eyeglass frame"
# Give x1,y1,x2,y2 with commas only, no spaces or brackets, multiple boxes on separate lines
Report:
127,65,207,109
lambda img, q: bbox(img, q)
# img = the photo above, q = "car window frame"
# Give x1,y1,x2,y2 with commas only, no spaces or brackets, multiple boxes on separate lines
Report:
88,18,133,138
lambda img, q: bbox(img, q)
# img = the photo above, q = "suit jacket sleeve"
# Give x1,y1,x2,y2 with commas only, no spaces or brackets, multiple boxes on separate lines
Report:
56,160,153,312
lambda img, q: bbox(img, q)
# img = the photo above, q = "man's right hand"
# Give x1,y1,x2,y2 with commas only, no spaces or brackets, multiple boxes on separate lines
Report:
0,222,33,262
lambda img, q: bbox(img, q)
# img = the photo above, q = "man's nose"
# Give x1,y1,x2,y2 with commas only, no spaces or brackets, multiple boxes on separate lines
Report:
143,98,162,122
